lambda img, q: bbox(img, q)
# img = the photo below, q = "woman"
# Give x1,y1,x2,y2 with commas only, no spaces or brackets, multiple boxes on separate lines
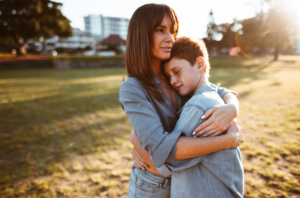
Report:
119,4,242,198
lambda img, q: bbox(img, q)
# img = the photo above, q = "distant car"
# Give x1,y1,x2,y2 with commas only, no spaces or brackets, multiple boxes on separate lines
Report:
83,50,96,56
97,51,116,56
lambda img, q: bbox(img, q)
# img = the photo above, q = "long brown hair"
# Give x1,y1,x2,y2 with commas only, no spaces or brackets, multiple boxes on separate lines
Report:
126,4,179,101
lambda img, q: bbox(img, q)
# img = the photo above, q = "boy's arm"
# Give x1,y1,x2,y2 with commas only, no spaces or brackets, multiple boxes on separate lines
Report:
156,105,226,176
193,92,239,137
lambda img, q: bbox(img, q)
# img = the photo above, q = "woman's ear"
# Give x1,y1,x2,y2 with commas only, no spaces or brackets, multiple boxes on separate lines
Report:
196,56,205,72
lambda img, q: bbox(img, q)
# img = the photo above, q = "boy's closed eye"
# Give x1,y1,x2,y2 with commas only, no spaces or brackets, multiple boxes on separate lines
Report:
174,70,180,74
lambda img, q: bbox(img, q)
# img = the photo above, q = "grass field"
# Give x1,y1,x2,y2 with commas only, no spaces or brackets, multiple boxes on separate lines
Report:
0,56,300,197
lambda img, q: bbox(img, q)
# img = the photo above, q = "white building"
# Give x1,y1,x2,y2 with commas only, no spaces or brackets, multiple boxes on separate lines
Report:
44,28,97,53
84,15,129,40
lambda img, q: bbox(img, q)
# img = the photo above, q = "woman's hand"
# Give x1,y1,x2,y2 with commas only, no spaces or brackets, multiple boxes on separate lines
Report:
193,104,238,137
132,148,150,171
225,121,243,148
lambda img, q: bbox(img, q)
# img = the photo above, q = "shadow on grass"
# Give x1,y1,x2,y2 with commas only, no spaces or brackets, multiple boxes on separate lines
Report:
0,70,129,186
209,67,267,88
0,68,127,80
0,65,268,189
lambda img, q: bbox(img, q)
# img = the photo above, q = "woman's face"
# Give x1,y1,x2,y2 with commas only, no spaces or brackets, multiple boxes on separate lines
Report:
152,13,175,61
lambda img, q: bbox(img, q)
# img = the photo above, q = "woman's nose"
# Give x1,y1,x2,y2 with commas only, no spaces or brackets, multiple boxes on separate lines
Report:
165,32,174,43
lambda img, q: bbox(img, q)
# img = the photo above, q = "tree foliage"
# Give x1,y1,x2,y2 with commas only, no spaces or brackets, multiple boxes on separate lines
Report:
0,0,72,55
238,0,298,60
205,11,239,54
205,1,299,60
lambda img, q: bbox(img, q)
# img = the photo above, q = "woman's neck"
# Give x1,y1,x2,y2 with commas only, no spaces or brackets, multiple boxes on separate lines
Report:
151,58,164,80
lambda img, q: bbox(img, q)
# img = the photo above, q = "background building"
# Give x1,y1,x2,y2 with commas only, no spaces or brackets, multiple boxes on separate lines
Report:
43,28,96,54
84,15,129,40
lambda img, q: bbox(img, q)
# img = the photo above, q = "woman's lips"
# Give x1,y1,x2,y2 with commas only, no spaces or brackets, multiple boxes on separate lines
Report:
161,47,172,52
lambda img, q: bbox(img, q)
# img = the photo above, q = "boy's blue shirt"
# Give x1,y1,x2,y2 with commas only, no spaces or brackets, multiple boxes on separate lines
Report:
157,83,244,198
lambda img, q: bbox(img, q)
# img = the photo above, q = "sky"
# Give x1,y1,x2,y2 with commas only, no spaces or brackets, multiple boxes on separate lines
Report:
57,0,299,39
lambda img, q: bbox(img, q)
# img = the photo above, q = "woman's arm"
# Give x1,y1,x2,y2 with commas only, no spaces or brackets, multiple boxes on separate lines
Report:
175,121,241,160
120,79,183,168
120,79,240,167
131,120,241,161
193,92,239,137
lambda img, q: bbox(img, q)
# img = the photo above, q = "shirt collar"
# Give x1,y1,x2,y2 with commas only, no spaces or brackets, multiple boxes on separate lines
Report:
194,82,220,96
152,75,161,85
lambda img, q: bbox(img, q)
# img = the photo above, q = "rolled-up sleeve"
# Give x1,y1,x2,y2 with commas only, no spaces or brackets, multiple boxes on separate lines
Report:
119,80,183,167
218,86,237,98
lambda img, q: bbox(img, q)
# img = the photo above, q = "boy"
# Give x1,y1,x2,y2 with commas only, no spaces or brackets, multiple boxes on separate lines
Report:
158,37,244,198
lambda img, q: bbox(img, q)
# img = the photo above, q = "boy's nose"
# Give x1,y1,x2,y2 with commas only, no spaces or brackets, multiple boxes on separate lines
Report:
170,76,177,85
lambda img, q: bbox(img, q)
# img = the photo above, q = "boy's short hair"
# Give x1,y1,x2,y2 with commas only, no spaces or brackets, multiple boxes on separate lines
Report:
164,37,210,73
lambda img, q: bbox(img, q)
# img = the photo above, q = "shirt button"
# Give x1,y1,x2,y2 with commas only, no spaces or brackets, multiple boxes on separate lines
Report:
153,185,156,189
141,181,144,184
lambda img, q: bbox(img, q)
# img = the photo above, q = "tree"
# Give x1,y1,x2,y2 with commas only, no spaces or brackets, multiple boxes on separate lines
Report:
206,10,218,42
263,0,298,60
237,0,298,60
0,0,72,55
205,11,239,54
218,22,237,51
205,10,223,53
237,16,266,58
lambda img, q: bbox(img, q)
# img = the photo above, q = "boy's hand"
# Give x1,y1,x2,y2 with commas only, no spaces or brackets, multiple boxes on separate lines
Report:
193,104,237,137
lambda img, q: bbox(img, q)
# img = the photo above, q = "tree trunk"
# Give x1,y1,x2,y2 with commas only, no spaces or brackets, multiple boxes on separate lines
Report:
18,44,27,56
13,35,27,56
273,45,278,61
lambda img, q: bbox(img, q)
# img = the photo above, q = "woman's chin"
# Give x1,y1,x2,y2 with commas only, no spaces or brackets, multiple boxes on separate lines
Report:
160,54,171,60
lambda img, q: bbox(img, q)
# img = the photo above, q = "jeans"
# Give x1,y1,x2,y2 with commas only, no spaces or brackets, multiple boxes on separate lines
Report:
127,165,171,198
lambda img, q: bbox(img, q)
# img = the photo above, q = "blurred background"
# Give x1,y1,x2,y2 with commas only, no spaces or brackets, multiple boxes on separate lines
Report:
0,0,299,197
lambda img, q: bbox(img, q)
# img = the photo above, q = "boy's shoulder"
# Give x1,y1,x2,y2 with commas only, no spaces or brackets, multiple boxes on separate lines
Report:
182,83,225,112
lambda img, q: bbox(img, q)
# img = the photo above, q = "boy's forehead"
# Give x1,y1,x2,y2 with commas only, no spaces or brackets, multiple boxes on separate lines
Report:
165,58,190,68
164,58,181,67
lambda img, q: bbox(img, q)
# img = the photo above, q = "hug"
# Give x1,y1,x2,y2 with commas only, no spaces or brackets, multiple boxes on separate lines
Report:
119,3,244,198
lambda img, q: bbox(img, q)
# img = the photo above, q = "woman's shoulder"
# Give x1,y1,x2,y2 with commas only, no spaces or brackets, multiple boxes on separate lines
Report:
121,77,142,89
122,77,141,85
119,77,147,96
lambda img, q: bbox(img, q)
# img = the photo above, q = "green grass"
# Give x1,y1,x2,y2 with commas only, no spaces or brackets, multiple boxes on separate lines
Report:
0,56,299,197
52,55,125,62
0,53,125,63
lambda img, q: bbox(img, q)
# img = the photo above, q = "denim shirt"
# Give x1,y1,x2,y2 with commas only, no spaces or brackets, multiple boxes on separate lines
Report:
157,83,244,198
119,77,232,168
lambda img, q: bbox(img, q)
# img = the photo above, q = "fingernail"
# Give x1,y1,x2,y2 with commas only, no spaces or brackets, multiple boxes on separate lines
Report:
202,134,207,137
201,115,205,119
193,136,196,138
192,131,196,135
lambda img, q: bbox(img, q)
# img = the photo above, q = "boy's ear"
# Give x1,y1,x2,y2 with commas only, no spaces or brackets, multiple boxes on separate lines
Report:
196,56,205,72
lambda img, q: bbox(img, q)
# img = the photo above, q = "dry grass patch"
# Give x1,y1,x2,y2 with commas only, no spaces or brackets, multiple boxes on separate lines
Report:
0,56,299,197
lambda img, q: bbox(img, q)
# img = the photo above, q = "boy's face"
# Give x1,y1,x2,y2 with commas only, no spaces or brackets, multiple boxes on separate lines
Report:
164,57,201,97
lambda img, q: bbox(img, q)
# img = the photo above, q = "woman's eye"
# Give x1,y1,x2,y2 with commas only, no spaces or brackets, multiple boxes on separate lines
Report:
175,70,180,74
157,29,163,32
